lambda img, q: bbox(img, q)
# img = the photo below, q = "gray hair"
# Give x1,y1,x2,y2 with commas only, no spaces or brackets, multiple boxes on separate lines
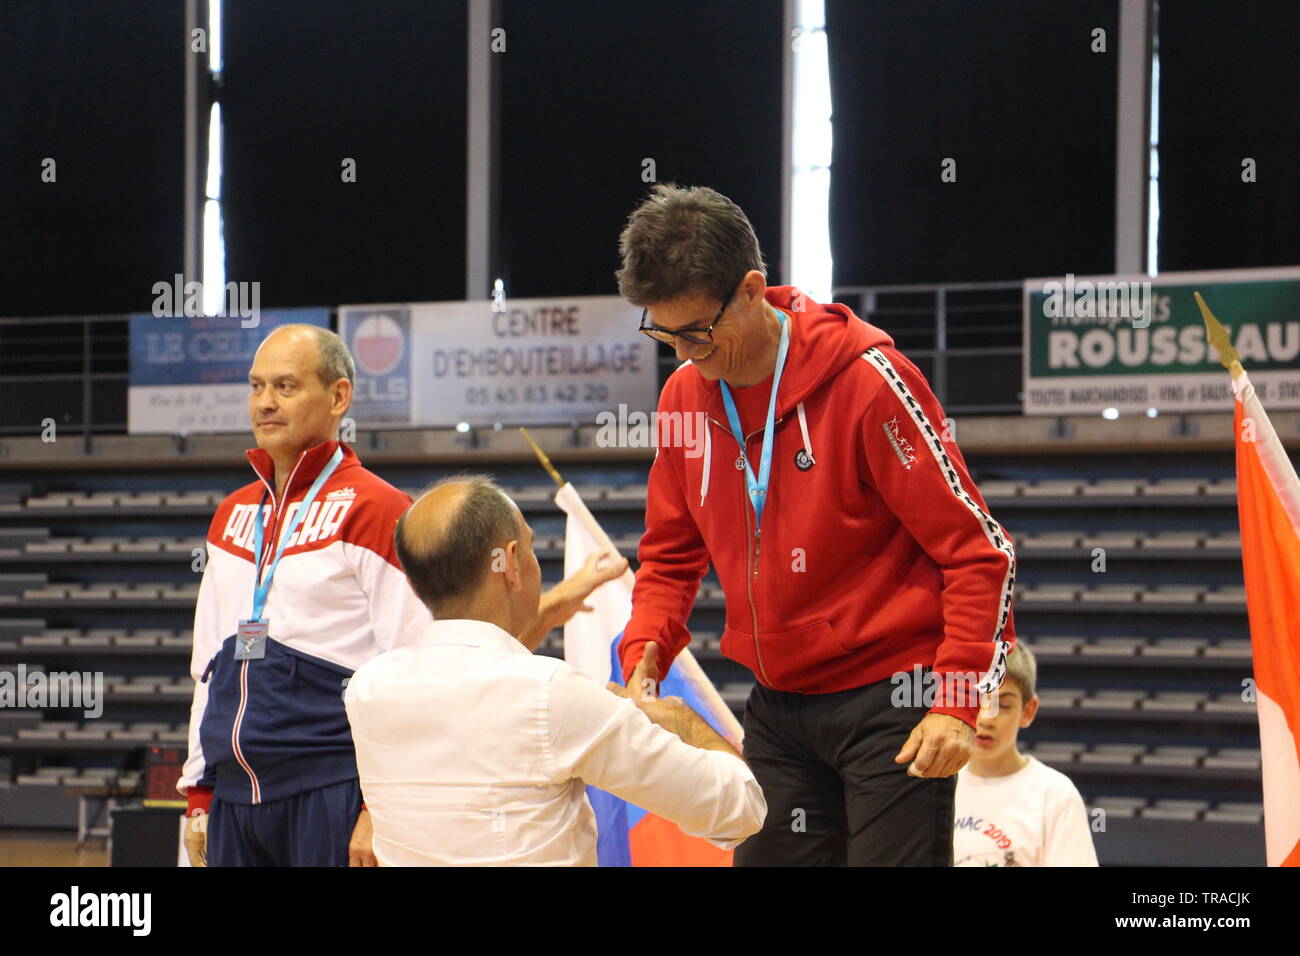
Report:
275,323,356,387
616,183,766,306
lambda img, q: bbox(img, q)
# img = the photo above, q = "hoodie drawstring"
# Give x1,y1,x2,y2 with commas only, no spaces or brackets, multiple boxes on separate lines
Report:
797,402,816,464
699,423,713,506
701,403,813,506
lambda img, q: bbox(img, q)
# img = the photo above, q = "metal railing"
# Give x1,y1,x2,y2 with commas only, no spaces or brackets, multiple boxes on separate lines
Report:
0,315,130,444
832,281,1024,414
0,283,1027,439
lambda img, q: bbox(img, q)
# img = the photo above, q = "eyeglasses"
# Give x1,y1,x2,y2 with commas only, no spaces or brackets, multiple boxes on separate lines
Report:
639,287,735,347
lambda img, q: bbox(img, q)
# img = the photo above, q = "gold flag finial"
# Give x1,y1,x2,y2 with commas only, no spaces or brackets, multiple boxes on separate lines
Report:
519,427,565,488
1193,291,1244,380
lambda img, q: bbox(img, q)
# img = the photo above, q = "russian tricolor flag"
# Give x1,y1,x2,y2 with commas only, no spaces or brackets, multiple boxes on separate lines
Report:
556,482,744,866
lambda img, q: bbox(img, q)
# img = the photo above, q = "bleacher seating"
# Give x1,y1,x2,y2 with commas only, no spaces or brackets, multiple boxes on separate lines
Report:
0,449,1263,864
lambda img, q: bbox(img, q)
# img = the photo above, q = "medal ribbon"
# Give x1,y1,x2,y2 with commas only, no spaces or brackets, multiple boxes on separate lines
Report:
717,310,790,533
250,446,344,621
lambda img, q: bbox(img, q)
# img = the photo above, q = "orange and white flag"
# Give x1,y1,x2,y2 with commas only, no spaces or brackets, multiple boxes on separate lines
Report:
1200,292,1300,866
1234,371,1300,866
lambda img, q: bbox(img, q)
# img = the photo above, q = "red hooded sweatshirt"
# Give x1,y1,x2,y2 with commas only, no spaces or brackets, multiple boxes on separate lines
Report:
618,287,1017,729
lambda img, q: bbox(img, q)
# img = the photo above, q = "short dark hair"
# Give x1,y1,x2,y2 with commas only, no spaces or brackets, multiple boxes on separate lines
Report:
615,183,766,306
394,475,520,616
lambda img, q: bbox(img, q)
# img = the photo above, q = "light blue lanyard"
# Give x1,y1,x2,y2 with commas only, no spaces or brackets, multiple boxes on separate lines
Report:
717,310,790,534
250,446,343,621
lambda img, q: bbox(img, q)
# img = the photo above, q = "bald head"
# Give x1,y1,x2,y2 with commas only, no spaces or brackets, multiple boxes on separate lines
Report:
258,324,355,389
395,476,525,618
402,482,477,555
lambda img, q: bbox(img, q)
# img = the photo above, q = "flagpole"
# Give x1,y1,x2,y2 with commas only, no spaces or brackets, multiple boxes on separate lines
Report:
1194,292,1245,380
520,429,744,746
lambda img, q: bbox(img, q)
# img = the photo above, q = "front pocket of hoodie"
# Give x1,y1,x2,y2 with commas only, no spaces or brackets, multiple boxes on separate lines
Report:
722,617,845,691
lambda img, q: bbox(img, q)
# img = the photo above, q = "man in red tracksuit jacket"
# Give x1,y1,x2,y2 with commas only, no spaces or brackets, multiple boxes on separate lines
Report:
615,184,1017,866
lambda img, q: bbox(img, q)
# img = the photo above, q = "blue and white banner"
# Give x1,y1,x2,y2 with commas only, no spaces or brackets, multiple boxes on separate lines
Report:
128,309,329,434
338,296,655,428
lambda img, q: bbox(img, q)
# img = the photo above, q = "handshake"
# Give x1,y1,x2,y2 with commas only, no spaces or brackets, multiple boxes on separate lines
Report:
606,644,740,758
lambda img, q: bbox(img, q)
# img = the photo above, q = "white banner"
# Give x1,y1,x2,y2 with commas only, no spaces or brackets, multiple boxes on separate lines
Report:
339,296,656,428
128,383,251,435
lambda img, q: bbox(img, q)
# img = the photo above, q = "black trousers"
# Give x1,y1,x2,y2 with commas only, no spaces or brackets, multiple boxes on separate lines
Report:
733,676,955,867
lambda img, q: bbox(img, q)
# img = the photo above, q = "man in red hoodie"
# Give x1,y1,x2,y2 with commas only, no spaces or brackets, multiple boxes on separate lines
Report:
615,184,1017,866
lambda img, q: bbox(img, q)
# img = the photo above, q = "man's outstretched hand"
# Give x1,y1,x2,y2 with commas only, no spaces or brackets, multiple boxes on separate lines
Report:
626,641,661,701
894,712,974,778
607,672,737,757
522,549,629,650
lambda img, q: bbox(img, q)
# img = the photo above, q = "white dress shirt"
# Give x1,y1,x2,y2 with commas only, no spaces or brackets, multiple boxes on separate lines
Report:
343,618,766,866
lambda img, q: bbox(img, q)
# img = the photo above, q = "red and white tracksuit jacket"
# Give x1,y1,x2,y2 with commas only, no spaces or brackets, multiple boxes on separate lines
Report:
179,441,430,812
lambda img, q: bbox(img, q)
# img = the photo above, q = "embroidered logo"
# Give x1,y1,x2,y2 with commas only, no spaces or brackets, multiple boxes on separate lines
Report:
882,417,916,470
794,449,814,471
325,487,357,501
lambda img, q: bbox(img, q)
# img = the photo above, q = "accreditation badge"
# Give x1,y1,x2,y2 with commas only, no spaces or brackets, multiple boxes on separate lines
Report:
234,619,269,660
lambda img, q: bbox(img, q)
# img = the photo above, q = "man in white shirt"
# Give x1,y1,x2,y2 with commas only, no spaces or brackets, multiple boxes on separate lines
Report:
344,475,766,866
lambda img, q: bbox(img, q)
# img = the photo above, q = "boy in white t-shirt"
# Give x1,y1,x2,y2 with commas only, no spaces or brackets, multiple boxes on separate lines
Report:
953,644,1099,866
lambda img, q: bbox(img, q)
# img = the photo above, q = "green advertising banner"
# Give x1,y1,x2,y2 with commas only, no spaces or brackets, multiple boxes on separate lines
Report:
1022,267,1300,415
